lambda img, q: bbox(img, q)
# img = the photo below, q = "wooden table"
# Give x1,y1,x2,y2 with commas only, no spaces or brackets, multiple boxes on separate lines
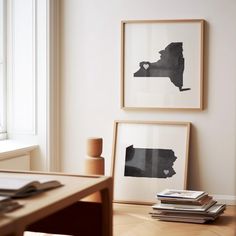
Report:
0,170,113,236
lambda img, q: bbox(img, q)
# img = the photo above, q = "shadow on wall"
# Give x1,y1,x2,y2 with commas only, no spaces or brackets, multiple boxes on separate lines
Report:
187,124,201,190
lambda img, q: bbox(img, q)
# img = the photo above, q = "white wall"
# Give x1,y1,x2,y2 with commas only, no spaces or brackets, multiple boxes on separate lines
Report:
60,0,236,198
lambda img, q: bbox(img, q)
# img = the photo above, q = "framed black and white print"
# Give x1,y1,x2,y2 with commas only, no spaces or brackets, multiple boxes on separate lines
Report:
121,19,205,110
111,120,190,204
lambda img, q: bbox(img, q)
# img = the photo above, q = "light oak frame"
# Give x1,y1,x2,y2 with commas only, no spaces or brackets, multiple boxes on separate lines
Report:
111,120,191,205
121,19,205,110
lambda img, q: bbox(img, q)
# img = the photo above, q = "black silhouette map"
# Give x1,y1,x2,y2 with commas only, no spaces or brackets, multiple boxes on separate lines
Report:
124,145,177,178
134,42,190,91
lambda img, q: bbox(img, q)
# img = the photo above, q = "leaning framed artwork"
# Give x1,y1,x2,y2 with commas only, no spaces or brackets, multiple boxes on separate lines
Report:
111,120,190,204
121,19,205,110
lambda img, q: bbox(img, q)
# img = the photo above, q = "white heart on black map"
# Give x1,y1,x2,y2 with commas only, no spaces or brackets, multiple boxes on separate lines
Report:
143,63,149,70
163,170,169,175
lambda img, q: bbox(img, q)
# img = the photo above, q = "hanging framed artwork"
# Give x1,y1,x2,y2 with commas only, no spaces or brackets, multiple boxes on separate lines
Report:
111,120,190,204
121,19,205,110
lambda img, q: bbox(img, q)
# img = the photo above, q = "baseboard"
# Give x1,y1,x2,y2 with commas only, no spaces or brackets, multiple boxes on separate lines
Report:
212,194,236,205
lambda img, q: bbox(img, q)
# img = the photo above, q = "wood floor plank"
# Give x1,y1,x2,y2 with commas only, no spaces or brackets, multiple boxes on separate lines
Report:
24,203,236,236
113,203,236,236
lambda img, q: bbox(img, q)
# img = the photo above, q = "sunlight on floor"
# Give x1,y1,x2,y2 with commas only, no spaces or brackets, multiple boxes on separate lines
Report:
24,232,70,236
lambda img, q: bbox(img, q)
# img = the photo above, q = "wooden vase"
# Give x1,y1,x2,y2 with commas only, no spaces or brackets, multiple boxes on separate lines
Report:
86,137,103,157
84,137,104,202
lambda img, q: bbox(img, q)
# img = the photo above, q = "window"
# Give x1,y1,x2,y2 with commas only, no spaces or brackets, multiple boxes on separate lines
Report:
0,0,59,171
0,0,6,139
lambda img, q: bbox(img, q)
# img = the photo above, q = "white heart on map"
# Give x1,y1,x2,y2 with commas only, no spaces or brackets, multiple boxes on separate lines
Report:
143,63,149,70
163,169,169,175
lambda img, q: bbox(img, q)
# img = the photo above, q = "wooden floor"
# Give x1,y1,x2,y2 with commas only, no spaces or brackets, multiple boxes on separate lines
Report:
113,203,236,236
25,203,236,236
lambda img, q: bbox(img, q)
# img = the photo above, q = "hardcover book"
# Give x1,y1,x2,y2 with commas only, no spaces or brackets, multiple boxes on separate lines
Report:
159,195,212,206
157,189,205,199
152,199,217,212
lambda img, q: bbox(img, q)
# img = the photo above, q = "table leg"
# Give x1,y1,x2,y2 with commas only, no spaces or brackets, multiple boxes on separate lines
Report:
100,178,113,236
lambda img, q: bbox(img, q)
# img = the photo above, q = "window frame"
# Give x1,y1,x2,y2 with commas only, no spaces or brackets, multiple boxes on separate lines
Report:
0,0,7,140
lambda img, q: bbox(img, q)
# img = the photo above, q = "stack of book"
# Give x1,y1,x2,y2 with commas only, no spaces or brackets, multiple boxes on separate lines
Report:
150,189,226,224
0,176,63,214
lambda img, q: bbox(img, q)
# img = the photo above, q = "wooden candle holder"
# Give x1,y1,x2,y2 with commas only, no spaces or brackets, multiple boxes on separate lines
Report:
86,137,103,157
84,137,105,202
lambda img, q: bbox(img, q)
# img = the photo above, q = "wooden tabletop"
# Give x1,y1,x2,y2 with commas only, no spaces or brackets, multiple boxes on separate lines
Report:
0,170,113,236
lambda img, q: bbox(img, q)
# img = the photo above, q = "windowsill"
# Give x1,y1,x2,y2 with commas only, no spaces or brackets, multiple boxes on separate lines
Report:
0,132,7,140
0,140,38,161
